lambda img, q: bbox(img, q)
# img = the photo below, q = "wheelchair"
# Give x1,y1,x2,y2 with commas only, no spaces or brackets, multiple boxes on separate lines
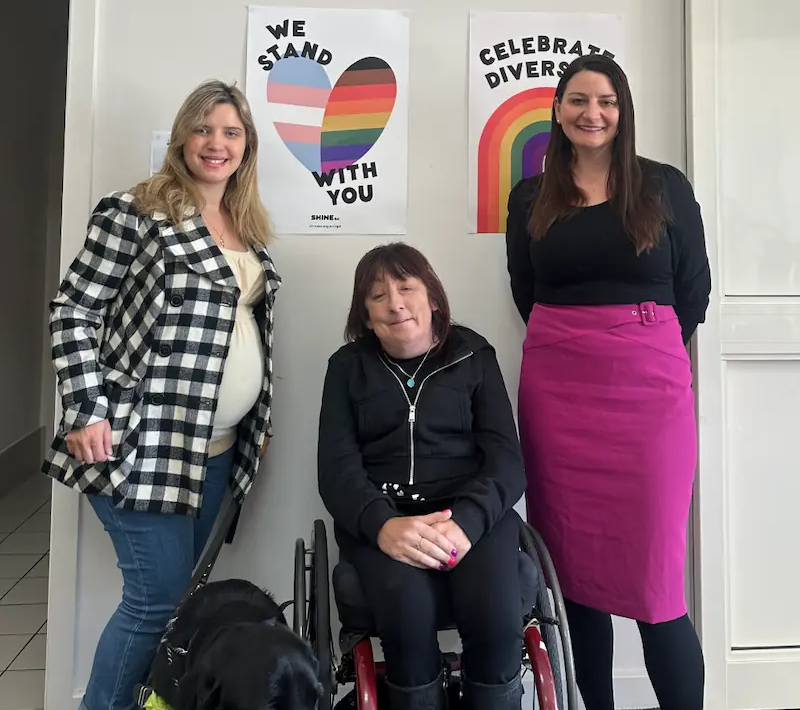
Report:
293,518,578,710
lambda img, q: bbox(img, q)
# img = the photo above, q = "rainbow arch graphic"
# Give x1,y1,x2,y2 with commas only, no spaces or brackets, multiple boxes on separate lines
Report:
476,86,556,234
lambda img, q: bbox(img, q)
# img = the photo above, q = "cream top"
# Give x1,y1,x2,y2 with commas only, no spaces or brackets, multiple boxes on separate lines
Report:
209,247,266,457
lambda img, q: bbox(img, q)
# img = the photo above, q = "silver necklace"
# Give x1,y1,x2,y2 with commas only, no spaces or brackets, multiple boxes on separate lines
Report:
385,344,433,388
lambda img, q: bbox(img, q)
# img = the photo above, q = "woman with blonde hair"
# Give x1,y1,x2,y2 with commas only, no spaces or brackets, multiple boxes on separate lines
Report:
42,79,281,710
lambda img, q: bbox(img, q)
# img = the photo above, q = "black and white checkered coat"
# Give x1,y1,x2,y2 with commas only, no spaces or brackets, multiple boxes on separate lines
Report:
41,192,281,515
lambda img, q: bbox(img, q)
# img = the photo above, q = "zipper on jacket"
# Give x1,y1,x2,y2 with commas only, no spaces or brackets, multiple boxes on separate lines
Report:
380,351,473,485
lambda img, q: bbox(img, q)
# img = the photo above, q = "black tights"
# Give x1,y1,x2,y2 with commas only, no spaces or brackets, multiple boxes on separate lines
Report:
564,598,704,710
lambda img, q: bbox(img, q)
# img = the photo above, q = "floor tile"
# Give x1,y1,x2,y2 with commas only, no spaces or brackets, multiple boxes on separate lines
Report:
11,475,49,492
0,498,44,522
3,478,52,507
0,604,47,635
0,669,45,710
0,512,29,534
0,495,38,512
9,634,47,671
21,476,53,497
15,514,51,535
1,578,48,606
0,555,41,579
25,556,48,579
0,634,31,671
0,579,16,598
0,533,50,556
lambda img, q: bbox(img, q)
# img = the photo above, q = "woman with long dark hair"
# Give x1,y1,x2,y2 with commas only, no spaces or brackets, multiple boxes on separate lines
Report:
505,54,710,710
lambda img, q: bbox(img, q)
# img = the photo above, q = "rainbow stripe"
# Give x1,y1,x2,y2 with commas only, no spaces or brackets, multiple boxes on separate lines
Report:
477,86,556,234
320,57,397,174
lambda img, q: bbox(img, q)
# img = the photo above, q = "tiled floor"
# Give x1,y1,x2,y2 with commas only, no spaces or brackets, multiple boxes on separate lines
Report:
0,475,51,710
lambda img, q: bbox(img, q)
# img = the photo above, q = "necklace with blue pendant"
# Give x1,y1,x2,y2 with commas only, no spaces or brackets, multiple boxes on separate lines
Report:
387,344,433,388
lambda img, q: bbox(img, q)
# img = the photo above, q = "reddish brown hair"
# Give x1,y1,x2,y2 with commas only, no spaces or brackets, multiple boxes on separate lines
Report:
344,243,452,347
530,54,667,254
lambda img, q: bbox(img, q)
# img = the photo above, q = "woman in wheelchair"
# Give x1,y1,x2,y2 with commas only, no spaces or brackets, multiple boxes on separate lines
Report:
317,243,527,710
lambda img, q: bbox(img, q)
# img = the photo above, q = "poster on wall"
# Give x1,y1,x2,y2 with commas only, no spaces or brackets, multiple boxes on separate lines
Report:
246,6,410,235
468,12,625,234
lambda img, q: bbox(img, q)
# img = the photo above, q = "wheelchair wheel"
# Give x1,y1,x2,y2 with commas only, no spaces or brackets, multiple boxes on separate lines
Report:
524,622,558,710
307,519,334,710
520,523,578,710
293,536,307,636
353,639,379,710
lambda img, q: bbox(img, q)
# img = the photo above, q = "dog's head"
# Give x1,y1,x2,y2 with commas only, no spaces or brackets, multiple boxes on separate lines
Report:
176,620,323,710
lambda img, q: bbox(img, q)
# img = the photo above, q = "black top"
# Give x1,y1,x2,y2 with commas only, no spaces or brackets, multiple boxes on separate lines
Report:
316,325,526,548
505,159,711,343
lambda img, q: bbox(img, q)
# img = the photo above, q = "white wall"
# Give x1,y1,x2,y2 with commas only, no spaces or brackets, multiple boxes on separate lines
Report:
49,1,686,709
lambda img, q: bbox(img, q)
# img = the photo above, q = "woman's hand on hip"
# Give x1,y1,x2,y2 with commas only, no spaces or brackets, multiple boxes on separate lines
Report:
431,520,472,568
65,420,112,464
377,510,458,569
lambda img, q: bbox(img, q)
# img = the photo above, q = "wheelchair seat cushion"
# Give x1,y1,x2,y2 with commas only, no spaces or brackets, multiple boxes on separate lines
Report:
332,550,540,637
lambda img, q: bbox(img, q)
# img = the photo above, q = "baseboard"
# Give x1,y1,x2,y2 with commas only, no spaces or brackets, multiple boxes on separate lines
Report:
0,426,45,498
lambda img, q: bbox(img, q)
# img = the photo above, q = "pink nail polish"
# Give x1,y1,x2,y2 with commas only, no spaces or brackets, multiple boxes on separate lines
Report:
448,557,456,566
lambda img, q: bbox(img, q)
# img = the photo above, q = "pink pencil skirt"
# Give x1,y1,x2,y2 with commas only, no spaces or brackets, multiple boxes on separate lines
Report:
518,302,696,624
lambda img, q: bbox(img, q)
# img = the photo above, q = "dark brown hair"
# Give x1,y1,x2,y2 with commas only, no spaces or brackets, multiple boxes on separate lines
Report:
529,54,667,254
344,243,452,347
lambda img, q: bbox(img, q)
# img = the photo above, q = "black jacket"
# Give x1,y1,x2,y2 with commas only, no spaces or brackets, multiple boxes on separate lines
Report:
505,160,711,344
317,325,526,547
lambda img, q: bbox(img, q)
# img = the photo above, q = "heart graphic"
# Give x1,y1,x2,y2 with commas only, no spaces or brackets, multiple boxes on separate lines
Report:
266,56,397,175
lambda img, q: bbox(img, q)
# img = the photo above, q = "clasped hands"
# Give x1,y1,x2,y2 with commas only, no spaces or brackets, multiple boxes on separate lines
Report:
377,509,472,571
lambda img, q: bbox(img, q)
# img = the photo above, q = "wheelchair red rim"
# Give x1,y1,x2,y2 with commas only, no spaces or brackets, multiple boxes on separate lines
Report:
525,624,558,710
353,639,379,710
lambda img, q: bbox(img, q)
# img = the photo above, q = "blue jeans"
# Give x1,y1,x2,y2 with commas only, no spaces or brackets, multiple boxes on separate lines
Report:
81,446,235,710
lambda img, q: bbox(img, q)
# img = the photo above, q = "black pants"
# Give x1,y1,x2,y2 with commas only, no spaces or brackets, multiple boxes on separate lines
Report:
343,510,523,688
565,598,705,710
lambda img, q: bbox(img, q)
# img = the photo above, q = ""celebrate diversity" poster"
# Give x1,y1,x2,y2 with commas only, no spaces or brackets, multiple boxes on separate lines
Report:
246,6,410,235
468,12,625,234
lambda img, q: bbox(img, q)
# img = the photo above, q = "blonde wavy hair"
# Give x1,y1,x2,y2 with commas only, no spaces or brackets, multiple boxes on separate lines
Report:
132,79,274,246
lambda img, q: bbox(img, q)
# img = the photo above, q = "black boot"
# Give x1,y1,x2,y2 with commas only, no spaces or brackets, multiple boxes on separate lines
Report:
461,671,522,710
384,670,448,710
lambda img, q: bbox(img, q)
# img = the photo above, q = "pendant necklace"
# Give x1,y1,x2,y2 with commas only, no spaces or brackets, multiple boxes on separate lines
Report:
204,213,226,248
386,344,433,388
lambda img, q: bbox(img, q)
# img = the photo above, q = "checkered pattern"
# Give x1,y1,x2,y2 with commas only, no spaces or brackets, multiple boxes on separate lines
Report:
42,192,281,515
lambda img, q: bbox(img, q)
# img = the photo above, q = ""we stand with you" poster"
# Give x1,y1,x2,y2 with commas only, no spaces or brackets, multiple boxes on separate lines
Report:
468,12,625,234
246,6,410,235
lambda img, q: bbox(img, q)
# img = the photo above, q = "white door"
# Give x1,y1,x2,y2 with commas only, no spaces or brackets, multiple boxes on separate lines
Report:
689,1,800,708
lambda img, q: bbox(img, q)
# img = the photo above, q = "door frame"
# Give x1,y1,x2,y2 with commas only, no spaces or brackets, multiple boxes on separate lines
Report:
685,0,730,707
44,0,98,708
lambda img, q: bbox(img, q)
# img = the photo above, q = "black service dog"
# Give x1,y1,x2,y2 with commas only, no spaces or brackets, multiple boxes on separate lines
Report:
147,578,323,710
